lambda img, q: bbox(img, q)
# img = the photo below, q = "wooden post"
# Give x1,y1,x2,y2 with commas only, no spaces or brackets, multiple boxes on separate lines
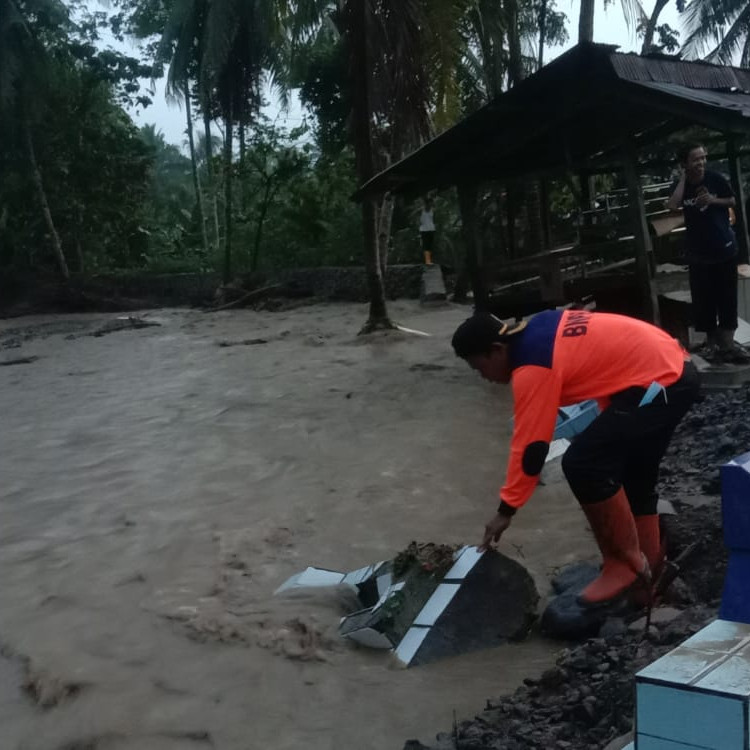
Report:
540,179,552,250
727,135,750,266
622,141,661,325
457,183,489,311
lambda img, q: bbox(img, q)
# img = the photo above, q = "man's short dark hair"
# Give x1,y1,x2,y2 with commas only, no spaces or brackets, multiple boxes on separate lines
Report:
677,142,705,165
451,313,526,358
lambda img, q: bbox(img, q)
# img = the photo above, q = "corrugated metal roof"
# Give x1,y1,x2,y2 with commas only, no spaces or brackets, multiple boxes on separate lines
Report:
356,44,750,199
634,80,750,116
610,53,750,92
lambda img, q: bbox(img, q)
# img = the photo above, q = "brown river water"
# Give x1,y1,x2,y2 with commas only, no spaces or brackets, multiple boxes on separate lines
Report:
0,301,596,750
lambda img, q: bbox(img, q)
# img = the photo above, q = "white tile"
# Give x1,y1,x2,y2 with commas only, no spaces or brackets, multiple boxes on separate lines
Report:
274,567,345,594
342,565,375,586
696,654,750,697
413,584,461,627
376,572,392,596
638,648,727,684
394,627,430,666
444,547,484,580
342,627,394,649
682,619,750,653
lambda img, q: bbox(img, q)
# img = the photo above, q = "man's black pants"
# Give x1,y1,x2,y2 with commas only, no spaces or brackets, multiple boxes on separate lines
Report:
689,258,738,333
561,361,700,515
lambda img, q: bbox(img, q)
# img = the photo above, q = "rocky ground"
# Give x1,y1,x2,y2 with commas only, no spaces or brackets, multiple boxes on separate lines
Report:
406,385,741,750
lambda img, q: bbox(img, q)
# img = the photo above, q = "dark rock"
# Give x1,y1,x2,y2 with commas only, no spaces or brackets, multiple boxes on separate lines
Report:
550,561,599,595
540,593,622,640
598,617,628,641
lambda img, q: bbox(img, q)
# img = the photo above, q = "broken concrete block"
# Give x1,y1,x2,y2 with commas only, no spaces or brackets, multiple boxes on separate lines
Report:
275,544,539,667
420,265,447,304
554,401,599,441
274,567,346,593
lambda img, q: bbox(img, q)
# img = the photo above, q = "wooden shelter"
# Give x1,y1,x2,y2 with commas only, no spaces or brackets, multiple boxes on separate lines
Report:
356,42,750,322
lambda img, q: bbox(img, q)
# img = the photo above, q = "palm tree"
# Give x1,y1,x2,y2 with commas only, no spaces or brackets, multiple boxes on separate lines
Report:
681,0,750,64
0,0,70,279
292,1,436,331
159,0,287,283
156,0,212,259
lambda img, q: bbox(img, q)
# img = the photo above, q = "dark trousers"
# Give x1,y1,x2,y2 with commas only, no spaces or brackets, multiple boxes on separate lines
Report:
420,231,434,255
561,361,700,515
689,258,738,333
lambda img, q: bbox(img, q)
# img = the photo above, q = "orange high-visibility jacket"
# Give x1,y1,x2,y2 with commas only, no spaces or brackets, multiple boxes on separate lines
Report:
500,309,688,510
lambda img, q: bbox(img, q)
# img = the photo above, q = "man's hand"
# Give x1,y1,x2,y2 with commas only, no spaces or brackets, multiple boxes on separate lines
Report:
696,190,715,207
480,512,512,551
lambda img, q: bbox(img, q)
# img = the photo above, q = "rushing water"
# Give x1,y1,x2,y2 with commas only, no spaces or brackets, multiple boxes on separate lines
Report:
0,302,595,750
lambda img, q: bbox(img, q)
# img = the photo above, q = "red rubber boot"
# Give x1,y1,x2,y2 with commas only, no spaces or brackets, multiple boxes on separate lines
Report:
578,488,650,606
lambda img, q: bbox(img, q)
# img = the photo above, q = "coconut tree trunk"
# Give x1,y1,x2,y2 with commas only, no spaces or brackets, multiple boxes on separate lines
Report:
251,179,276,272
222,101,234,285
238,100,247,218
377,193,395,277
352,0,391,332
579,0,595,42
504,0,524,87
203,110,221,251
641,0,669,53
185,80,209,257
538,0,548,69
23,115,69,280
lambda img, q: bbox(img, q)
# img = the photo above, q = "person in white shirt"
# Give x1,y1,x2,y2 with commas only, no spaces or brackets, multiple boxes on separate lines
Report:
419,197,436,265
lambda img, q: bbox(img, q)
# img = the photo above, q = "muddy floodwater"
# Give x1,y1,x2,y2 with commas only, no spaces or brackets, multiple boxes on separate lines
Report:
0,301,597,750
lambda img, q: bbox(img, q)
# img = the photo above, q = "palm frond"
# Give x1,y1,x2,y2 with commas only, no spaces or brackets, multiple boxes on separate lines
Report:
703,8,750,65
681,0,743,60
619,0,648,33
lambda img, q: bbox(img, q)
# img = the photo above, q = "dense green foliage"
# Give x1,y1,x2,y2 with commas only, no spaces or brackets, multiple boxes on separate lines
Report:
0,0,731,297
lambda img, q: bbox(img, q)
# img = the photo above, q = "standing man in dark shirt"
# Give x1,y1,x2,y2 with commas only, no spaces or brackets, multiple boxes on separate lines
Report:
668,143,749,362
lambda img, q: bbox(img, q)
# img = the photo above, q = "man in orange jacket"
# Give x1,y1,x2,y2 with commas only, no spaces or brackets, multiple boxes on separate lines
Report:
451,309,700,607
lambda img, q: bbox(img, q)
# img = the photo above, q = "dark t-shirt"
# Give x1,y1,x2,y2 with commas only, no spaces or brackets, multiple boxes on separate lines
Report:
679,169,736,264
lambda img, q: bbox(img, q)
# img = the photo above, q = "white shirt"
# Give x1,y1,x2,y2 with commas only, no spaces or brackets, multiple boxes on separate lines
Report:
419,209,435,233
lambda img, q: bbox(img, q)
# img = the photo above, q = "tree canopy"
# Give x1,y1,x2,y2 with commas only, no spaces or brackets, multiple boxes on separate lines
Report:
0,0,741,317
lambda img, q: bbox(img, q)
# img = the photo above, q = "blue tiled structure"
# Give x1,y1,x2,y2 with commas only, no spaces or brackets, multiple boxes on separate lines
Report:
632,619,750,750
720,452,750,624
619,451,750,750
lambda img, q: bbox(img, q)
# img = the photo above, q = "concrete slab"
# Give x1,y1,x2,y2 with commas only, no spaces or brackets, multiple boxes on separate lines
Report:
420,265,447,304
693,353,750,390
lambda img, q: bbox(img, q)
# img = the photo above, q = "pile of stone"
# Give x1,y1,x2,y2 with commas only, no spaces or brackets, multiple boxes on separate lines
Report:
406,606,715,750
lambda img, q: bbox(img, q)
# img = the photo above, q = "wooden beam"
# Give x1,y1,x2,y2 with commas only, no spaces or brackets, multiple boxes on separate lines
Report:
728,135,750,265
457,183,489,310
622,140,661,325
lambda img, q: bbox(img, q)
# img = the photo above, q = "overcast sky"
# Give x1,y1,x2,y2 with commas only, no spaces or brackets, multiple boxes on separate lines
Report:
125,0,684,149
